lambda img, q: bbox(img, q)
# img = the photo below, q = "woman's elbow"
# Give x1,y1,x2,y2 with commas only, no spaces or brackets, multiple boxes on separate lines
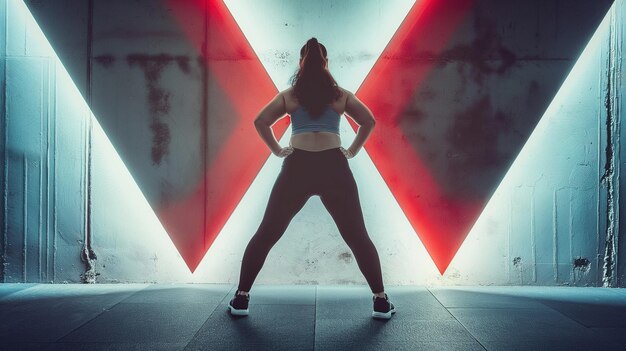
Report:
362,119,376,127
254,119,268,127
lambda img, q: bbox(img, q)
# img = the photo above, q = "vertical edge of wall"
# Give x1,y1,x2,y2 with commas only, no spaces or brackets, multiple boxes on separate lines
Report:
603,0,625,288
47,18,56,284
0,0,6,283
615,0,626,287
79,0,96,284
598,4,610,288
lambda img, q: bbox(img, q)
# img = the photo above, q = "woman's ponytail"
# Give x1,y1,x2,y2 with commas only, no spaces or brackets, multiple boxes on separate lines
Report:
301,37,325,71
290,37,341,118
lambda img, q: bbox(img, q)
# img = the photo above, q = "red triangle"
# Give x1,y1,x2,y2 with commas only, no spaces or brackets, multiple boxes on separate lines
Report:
162,0,286,272
354,0,479,274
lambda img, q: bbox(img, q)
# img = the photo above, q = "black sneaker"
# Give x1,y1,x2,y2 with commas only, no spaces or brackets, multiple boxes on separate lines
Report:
372,293,396,319
228,290,250,316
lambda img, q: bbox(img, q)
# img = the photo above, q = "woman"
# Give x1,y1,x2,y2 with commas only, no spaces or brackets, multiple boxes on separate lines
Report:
228,38,395,320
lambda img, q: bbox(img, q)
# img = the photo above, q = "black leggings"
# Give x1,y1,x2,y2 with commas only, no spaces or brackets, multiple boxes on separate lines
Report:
236,146,385,294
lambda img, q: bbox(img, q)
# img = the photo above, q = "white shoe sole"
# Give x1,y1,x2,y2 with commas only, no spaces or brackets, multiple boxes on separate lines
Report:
372,307,396,319
228,303,249,316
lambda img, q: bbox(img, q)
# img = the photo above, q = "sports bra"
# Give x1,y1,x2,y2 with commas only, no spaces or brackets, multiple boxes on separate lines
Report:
290,105,341,135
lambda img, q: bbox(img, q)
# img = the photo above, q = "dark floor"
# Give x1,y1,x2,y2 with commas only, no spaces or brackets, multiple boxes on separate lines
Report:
1,283,626,350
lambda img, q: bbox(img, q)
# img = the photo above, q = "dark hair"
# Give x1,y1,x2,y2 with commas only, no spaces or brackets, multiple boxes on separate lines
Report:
290,38,342,118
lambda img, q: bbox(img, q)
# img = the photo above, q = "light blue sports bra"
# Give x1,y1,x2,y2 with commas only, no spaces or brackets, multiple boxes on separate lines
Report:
290,105,341,135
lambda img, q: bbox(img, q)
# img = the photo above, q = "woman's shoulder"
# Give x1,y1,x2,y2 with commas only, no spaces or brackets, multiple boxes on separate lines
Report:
280,87,296,104
337,86,352,97
281,86,301,100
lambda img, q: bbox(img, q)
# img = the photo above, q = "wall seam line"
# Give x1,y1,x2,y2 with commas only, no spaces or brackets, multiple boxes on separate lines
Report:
1,0,9,283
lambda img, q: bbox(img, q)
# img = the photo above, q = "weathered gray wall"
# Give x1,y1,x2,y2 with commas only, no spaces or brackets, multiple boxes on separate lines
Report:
1,0,92,283
1,0,625,286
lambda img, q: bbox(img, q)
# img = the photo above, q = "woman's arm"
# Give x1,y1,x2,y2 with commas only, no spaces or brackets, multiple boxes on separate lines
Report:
344,90,376,156
254,92,288,156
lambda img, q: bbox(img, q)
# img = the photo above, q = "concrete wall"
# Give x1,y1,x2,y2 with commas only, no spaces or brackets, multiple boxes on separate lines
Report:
1,0,625,286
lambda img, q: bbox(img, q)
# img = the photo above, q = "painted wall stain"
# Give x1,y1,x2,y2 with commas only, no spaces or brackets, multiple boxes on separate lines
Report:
304,258,318,272
126,53,191,165
175,56,191,74
150,120,171,166
573,257,591,272
339,252,352,264
402,106,426,125
439,13,517,86
148,88,170,115
274,50,290,61
94,54,115,69
446,96,512,172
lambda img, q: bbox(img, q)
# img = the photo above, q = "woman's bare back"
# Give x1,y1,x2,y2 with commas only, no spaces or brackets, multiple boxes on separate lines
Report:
284,86,349,152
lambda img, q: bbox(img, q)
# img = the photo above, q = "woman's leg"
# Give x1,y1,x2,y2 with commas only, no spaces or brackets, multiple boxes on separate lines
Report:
236,167,310,293
319,165,385,294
